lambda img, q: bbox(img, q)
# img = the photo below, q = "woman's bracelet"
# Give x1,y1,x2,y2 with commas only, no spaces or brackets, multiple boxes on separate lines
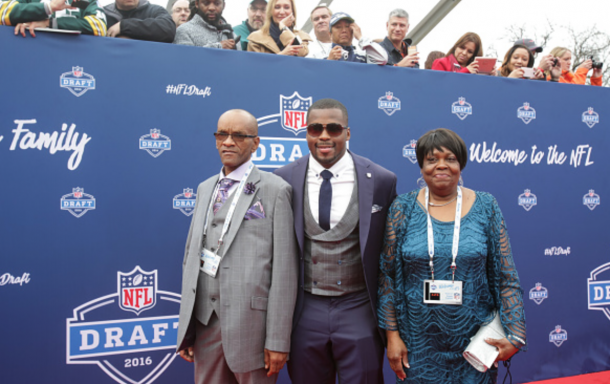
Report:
508,334,526,347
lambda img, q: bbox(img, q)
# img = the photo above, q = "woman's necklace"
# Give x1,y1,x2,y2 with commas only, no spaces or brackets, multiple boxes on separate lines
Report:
428,196,458,207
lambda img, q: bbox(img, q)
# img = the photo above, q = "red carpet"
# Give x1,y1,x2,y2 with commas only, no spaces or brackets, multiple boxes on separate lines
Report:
525,370,610,384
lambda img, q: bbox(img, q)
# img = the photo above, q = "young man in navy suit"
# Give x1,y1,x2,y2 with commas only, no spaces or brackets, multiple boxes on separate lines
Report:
275,98,397,383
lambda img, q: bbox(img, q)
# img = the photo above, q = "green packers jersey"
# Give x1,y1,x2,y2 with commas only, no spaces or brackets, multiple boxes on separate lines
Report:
0,0,106,36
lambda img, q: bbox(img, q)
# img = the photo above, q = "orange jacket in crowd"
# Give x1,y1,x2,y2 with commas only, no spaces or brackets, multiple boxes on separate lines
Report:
552,67,602,86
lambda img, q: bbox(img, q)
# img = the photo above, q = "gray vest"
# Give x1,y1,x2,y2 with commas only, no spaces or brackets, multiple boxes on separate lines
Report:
303,172,366,296
194,190,235,325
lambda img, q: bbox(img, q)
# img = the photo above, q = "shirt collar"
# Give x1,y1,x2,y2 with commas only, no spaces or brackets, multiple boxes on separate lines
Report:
219,159,253,183
308,151,353,179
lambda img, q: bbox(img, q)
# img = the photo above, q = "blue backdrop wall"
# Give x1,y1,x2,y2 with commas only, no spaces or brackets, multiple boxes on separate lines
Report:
1,28,609,384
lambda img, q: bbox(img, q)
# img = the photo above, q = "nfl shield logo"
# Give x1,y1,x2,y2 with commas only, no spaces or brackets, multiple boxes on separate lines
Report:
517,102,537,124
518,189,537,211
60,66,96,97
118,266,157,315
451,97,472,120
588,262,610,322
583,189,600,210
549,325,568,347
139,128,172,158
402,140,418,164
582,107,599,128
173,188,197,216
529,282,548,305
280,92,312,135
60,187,96,218
378,91,401,116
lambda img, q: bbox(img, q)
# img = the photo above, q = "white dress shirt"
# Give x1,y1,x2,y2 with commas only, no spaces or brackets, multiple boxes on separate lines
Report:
307,152,355,229
217,159,253,198
306,39,332,59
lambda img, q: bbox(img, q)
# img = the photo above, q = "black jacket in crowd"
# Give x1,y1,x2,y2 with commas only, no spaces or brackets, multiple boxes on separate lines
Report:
103,0,176,43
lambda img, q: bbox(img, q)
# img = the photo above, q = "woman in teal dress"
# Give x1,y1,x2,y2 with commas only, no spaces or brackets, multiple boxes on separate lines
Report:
378,128,526,384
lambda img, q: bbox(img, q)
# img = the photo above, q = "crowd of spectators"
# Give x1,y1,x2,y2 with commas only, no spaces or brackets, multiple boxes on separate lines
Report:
0,0,604,85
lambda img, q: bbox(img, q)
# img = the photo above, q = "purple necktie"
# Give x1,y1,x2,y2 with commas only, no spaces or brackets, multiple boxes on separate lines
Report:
213,179,236,215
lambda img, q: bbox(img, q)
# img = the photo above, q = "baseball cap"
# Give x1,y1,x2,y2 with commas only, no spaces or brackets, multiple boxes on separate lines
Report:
329,12,354,29
514,38,543,53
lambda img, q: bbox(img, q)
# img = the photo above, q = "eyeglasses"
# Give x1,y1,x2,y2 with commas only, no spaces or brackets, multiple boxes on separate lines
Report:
306,123,347,137
214,132,258,143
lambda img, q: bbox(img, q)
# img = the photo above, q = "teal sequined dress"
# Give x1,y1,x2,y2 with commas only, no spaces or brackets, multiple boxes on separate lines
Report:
378,190,526,384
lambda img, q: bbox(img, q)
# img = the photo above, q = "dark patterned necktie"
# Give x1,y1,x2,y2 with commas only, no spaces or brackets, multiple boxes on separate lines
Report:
213,178,236,215
318,170,333,231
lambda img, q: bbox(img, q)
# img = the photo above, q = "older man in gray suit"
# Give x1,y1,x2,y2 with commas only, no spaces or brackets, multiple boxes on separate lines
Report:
176,109,298,384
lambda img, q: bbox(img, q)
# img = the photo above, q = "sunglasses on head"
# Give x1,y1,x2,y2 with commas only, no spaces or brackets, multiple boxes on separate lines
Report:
306,123,347,137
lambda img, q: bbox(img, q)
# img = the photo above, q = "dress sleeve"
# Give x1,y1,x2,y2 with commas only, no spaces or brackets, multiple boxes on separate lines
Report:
378,196,408,331
487,197,527,350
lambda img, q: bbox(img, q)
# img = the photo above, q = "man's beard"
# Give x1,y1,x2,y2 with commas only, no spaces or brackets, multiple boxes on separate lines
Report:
198,9,221,26
250,18,264,30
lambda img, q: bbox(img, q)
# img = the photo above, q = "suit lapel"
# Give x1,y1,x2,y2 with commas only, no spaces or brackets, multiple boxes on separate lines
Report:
292,155,309,254
352,152,373,258
218,166,261,258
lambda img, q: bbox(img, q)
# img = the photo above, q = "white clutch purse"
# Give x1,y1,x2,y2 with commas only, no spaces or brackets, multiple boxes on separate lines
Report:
463,312,506,372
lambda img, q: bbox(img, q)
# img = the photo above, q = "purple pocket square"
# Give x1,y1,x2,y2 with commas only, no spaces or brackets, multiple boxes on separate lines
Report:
244,200,266,220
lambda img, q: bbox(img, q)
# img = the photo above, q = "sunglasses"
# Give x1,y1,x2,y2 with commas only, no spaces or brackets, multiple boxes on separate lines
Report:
214,132,257,143
306,123,347,137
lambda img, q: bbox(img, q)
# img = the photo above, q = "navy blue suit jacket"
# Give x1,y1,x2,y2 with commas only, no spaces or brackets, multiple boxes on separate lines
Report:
274,151,397,338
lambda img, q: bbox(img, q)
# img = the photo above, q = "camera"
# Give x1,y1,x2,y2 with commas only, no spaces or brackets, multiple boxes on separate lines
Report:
589,56,604,70
552,57,559,67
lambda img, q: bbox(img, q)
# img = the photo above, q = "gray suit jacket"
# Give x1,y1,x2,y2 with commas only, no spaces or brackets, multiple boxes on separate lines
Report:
176,166,298,373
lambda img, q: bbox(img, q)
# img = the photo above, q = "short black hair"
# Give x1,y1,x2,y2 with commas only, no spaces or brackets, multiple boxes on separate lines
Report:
416,128,468,170
307,98,349,125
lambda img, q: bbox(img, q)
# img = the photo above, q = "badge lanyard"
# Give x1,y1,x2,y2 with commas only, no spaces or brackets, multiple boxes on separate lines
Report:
425,186,462,282
202,162,254,257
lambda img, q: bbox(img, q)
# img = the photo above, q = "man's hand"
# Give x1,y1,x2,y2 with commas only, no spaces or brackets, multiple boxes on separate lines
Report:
50,0,76,13
14,19,50,37
178,347,194,363
396,51,419,67
386,330,409,380
327,45,343,61
264,349,287,377
221,39,236,50
351,22,362,41
278,13,294,30
485,337,519,362
107,22,121,38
